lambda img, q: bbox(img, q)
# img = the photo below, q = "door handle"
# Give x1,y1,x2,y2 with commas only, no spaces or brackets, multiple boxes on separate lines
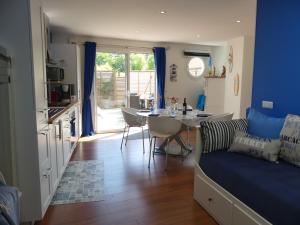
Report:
38,108,48,113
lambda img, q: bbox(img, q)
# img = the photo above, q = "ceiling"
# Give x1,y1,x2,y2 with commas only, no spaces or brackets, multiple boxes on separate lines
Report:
43,0,257,45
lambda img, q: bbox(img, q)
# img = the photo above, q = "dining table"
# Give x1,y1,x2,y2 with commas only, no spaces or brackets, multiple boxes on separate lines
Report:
136,108,213,157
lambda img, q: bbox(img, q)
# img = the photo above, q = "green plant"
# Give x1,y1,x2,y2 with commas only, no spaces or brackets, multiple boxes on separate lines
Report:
130,54,145,71
146,55,155,70
96,53,125,73
99,80,113,98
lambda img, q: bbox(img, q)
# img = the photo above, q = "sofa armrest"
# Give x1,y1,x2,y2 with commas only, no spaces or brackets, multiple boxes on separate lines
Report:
195,126,203,164
0,172,5,185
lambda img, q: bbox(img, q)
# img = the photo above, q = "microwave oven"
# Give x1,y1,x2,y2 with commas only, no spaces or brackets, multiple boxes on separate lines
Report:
46,65,64,81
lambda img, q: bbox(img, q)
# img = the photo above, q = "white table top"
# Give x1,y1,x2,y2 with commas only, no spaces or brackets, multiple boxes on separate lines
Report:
137,109,213,127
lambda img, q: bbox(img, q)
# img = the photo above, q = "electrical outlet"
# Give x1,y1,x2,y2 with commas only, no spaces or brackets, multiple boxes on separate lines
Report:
262,101,273,109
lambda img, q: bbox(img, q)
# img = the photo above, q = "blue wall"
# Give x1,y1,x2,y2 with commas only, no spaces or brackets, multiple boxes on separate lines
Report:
252,0,300,117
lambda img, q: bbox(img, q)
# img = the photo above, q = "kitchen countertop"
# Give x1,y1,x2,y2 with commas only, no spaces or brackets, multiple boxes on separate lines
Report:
48,101,79,124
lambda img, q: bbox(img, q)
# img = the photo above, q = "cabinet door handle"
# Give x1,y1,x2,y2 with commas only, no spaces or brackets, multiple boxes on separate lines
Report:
54,122,62,139
43,174,48,178
39,128,49,134
38,108,48,113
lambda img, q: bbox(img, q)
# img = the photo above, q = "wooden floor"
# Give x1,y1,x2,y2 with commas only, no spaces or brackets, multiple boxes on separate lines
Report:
37,130,217,225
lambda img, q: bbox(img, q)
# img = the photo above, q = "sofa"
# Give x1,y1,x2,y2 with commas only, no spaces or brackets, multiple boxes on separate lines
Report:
0,172,20,225
193,109,300,225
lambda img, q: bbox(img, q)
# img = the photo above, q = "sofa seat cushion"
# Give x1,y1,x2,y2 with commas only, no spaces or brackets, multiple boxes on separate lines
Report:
199,151,300,225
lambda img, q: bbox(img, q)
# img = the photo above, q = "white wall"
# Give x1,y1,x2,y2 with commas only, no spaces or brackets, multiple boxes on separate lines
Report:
211,45,227,76
165,43,211,107
224,36,254,118
240,35,255,117
51,33,227,108
224,37,243,118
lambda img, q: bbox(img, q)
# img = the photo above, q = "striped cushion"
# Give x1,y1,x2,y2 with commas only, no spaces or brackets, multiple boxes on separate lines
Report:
200,119,248,153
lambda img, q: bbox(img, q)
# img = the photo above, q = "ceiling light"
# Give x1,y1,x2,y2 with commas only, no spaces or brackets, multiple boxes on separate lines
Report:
236,20,241,23
160,11,166,14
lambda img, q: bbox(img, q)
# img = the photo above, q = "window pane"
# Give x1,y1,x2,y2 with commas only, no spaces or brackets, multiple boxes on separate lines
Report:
188,57,205,77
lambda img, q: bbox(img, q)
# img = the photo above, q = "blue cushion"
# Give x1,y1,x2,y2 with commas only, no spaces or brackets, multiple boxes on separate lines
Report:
247,108,284,139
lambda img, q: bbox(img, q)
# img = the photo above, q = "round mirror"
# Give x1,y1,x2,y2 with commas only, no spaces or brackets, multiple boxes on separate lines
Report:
188,57,205,77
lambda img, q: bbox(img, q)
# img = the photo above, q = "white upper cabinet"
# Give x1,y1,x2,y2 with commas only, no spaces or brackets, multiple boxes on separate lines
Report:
204,78,225,114
30,0,48,121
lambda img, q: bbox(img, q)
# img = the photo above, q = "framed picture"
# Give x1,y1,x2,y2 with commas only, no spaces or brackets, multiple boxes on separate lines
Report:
170,64,177,82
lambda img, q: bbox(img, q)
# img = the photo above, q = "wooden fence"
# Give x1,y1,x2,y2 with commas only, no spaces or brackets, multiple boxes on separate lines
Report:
96,70,155,109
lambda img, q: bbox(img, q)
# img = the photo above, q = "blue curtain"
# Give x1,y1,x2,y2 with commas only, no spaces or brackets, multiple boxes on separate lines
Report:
153,47,166,108
82,42,96,136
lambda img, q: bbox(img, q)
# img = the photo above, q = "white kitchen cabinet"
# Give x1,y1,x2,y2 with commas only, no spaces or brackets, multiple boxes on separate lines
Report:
1,1,82,220
62,113,71,165
54,120,64,178
0,0,56,222
51,104,79,181
30,0,48,123
39,166,51,215
37,125,52,216
49,125,59,191
37,126,51,174
204,77,225,114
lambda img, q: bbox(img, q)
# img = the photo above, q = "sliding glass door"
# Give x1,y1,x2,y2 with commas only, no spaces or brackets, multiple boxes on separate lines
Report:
129,53,156,109
95,51,155,133
95,52,127,133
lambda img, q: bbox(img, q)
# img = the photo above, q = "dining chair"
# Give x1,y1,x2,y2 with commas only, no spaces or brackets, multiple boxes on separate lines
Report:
196,95,206,111
120,107,147,153
147,116,183,170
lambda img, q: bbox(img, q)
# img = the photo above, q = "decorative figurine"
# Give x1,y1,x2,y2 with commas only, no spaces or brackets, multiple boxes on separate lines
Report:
170,64,177,82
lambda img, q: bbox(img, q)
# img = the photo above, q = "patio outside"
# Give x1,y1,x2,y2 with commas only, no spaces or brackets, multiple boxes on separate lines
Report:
95,52,155,133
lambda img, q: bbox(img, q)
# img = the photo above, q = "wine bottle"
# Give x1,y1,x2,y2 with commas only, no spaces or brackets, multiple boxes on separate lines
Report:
183,98,187,115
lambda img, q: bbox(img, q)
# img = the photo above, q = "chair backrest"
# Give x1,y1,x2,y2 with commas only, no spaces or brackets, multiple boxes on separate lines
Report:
196,95,206,111
207,112,234,122
121,108,146,127
130,95,140,109
148,116,182,136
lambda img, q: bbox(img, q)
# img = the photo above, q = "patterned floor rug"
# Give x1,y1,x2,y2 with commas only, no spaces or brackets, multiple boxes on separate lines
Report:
51,160,104,205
